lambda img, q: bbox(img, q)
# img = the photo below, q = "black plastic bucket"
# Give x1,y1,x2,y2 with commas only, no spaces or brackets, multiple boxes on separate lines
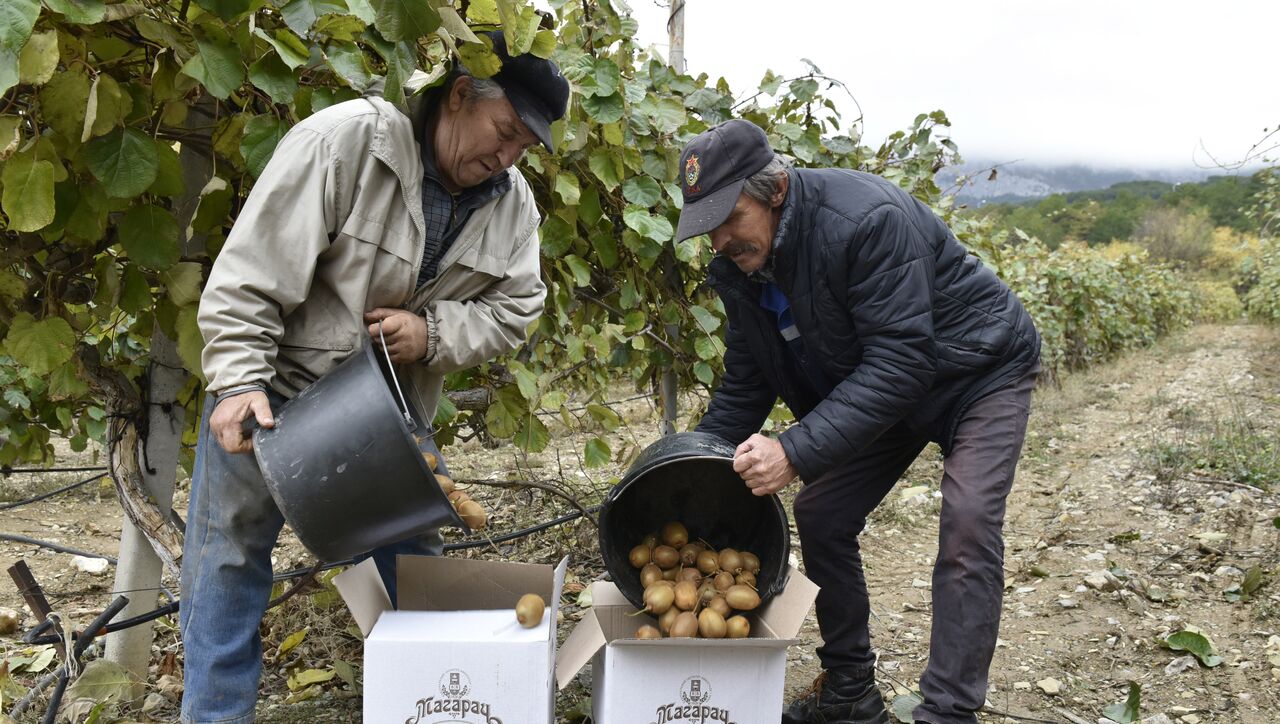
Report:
597,431,792,611
253,340,464,561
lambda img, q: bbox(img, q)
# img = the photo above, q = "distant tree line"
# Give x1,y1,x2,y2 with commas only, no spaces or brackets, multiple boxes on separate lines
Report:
967,173,1267,254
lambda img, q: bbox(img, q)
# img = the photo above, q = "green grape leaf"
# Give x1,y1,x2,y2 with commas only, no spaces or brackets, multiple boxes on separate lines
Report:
119,203,181,269
1,155,55,232
253,28,311,70
181,33,245,99
249,53,299,104
587,148,622,190
581,93,623,124
554,172,580,206
584,436,611,467
1162,630,1222,667
161,262,204,307
85,128,159,198
148,141,186,197
119,264,152,315
241,115,289,178
622,176,662,207
3,313,76,376
0,0,38,53
369,0,441,43
194,0,253,21
43,0,107,24
622,205,673,243
325,41,372,91
280,0,348,35
17,30,58,85
466,0,499,25
39,70,91,140
689,305,721,334
513,414,549,452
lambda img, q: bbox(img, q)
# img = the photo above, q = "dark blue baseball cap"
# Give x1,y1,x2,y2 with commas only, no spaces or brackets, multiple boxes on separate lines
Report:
676,119,775,241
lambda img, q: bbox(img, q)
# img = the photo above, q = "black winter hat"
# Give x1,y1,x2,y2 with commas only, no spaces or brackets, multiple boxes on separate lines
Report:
482,31,570,152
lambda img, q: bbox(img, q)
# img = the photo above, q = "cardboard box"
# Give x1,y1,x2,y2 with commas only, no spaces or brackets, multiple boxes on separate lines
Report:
556,567,819,724
335,555,568,724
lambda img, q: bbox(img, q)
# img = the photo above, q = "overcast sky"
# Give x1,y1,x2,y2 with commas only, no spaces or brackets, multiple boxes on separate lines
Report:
619,0,1276,170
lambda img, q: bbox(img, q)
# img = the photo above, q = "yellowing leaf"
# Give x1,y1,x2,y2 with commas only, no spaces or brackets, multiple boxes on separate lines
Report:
1,154,55,231
17,30,57,85
278,627,309,657
3,314,76,376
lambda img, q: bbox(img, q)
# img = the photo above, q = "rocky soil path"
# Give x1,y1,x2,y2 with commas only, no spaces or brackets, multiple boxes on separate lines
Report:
2,324,1278,723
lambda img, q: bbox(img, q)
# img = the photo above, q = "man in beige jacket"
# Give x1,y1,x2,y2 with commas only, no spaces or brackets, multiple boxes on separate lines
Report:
181,33,568,724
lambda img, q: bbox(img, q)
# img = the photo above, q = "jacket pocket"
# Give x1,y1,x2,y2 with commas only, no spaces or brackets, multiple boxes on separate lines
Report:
936,337,1002,372
341,212,417,262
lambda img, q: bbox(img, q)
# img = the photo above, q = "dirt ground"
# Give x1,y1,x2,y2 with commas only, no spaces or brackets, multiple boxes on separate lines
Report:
2,323,1279,723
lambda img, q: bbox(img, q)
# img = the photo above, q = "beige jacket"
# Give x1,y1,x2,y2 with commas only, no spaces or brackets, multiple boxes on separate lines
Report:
198,89,546,419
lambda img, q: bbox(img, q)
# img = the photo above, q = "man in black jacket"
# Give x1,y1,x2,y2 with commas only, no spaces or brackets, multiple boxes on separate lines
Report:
677,120,1040,724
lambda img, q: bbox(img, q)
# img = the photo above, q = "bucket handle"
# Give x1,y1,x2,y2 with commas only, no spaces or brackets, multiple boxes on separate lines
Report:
377,320,418,433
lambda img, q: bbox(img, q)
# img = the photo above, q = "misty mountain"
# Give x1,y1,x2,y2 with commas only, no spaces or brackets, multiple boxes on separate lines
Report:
936,162,1215,205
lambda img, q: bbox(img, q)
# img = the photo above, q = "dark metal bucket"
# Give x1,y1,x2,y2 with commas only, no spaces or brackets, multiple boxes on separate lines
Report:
253,339,464,561
597,431,792,611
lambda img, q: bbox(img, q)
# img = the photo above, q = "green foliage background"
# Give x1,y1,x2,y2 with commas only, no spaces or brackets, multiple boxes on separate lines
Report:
0,0,1275,469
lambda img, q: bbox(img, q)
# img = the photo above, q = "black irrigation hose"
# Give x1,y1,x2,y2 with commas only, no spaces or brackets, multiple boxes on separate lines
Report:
0,533,119,565
43,596,131,724
18,505,600,646
0,473,109,511
1,466,109,474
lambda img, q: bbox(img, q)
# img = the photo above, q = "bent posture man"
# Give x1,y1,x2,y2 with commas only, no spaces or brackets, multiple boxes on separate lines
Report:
183,34,568,723
676,120,1040,724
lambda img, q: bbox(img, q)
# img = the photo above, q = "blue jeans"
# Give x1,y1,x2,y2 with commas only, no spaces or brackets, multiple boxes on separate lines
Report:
180,393,444,724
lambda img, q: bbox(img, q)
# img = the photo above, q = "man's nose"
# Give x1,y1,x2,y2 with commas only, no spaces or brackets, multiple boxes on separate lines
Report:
708,227,729,252
497,142,522,169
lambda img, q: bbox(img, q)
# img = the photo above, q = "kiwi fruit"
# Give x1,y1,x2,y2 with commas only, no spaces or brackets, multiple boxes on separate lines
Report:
708,596,731,618
675,567,702,585
636,624,662,640
696,550,720,575
718,548,743,574
652,545,680,569
658,606,680,634
640,563,663,588
629,544,652,568
515,593,545,628
679,543,704,566
713,571,735,592
741,552,761,574
673,580,699,611
726,615,750,638
435,473,454,495
669,611,699,638
735,571,757,588
458,500,487,530
725,584,761,611
660,521,689,548
423,452,438,470
643,584,675,615
698,608,727,638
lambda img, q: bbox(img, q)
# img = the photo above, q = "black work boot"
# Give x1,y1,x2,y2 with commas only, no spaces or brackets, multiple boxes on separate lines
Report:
780,667,889,724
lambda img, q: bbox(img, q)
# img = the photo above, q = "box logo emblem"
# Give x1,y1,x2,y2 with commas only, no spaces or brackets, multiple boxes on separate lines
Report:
651,676,736,724
440,670,471,699
681,677,711,706
404,669,503,724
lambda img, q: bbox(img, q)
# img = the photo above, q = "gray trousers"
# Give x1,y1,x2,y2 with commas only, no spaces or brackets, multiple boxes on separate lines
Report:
793,364,1037,724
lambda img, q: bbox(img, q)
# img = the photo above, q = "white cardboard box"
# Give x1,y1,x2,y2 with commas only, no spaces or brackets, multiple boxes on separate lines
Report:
335,555,568,724
556,567,819,724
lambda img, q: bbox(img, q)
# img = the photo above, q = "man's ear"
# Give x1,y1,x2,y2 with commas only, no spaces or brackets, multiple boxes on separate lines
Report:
771,171,789,208
447,75,472,111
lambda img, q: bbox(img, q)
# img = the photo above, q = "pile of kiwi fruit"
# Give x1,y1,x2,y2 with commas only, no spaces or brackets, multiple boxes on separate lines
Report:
421,450,487,530
627,521,761,640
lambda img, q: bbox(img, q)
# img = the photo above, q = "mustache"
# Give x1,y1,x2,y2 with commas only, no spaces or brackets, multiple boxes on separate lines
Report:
722,241,756,258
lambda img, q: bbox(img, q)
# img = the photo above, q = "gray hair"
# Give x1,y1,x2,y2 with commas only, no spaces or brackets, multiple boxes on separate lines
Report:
741,154,792,204
451,66,506,102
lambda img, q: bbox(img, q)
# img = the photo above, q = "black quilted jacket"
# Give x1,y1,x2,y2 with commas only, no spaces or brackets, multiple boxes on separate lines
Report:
695,168,1040,482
